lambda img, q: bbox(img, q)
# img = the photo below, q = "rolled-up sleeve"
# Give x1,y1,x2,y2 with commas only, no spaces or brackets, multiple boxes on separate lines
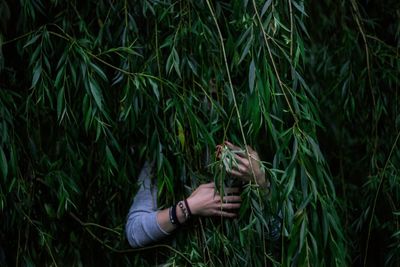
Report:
125,162,170,248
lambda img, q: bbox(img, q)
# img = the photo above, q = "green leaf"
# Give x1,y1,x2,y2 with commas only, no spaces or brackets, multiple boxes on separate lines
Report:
23,34,40,48
261,0,272,17
148,78,160,101
44,203,56,218
106,145,118,170
0,147,7,179
89,79,103,110
249,59,256,93
176,119,185,149
31,62,41,88
90,62,108,81
57,86,64,121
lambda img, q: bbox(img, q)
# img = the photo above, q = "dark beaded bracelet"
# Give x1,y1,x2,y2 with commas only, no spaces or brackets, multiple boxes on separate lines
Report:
169,204,180,226
178,201,190,220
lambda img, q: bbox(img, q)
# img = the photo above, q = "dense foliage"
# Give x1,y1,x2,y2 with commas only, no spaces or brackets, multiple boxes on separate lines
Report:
307,1,400,266
0,0,398,266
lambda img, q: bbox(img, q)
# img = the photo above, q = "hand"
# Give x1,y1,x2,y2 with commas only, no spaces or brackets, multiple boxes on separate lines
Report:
186,182,241,218
218,141,269,188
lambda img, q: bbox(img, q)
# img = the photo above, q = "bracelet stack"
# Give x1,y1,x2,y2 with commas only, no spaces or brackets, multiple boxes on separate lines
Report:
169,199,192,226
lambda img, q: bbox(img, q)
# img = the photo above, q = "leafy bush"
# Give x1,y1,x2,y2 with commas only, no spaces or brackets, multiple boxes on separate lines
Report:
0,0,398,266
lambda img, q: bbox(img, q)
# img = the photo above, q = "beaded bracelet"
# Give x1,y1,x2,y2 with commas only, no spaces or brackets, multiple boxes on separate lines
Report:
177,201,190,221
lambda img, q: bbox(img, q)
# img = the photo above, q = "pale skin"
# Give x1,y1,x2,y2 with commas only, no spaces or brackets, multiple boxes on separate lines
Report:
157,141,268,233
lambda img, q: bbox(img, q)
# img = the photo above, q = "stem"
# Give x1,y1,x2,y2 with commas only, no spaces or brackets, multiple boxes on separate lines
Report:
350,0,378,171
68,212,193,264
251,0,298,124
288,0,294,61
364,130,400,266
69,212,121,235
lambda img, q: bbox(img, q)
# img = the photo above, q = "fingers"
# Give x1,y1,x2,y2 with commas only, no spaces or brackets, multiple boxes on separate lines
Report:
214,210,238,218
211,200,241,218
223,141,259,164
224,141,246,157
224,141,240,150
214,190,242,205
222,194,241,202
226,168,248,179
233,153,249,166
200,182,215,188
213,199,241,217
213,187,241,200
221,203,241,210
223,187,241,194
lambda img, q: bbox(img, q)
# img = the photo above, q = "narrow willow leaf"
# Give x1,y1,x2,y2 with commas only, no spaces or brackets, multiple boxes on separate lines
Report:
54,66,65,88
284,168,296,199
0,147,7,179
148,78,160,101
176,119,185,149
83,95,92,131
68,60,77,87
56,86,64,121
299,217,307,251
95,120,102,142
9,144,16,176
238,34,253,64
106,145,118,170
291,1,308,17
44,203,56,218
31,62,41,89
90,62,108,81
172,47,181,78
112,72,124,86
306,135,322,162
23,34,40,48
260,0,272,18
89,79,103,110
249,59,256,93
166,48,174,75
187,57,198,75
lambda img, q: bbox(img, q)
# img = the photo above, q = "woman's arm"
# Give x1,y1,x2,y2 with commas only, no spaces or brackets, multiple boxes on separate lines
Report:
157,182,241,232
126,162,242,248
125,162,170,248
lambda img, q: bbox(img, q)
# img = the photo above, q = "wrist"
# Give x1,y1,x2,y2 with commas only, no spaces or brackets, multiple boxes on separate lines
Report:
186,197,198,216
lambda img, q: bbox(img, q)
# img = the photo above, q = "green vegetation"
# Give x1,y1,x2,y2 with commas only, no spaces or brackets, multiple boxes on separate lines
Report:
0,0,398,266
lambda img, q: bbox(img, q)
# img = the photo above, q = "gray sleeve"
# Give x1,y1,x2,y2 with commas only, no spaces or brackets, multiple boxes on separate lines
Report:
125,161,170,248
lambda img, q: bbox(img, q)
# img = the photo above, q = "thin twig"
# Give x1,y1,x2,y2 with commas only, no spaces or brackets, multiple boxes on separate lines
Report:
350,0,379,171
364,130,400,266
251,0,298,124
68,212,193,264
288,0,294,61
69,212,121,235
